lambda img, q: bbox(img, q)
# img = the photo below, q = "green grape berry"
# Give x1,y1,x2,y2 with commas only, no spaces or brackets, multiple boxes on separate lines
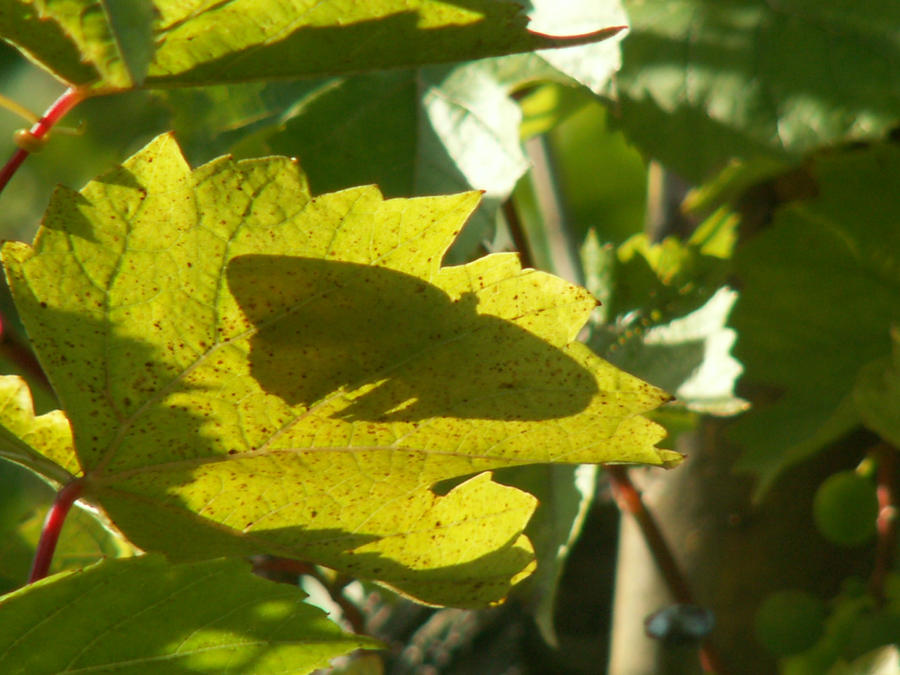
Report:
754,589,826,657
813,471,878,547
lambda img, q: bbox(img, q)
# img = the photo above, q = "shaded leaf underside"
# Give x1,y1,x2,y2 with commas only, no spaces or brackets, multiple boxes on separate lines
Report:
2,133,675,606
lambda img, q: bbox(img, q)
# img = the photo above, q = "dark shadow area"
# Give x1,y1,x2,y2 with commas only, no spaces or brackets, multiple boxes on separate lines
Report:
227,255,597,422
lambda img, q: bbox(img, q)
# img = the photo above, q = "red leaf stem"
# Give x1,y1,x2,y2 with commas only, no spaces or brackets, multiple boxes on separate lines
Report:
28,479,84,584
0,87,86,196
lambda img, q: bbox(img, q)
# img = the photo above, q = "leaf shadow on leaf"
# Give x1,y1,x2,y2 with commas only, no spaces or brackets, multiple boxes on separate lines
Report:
27,305,527,607
11,305,376,558
41,190,99,244
149,6,533,87
227,256,598,422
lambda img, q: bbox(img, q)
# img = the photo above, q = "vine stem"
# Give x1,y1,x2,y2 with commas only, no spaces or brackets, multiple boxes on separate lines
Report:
28,479,84,584
605,465,727,674
0,87,86,196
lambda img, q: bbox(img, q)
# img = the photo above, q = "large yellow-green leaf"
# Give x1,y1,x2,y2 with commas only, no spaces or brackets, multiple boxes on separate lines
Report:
0,555,378,674
0,0,621,89
2,133,676,607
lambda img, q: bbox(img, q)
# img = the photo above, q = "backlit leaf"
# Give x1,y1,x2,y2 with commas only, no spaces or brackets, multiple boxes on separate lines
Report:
0,0,622,89
2,133,676,607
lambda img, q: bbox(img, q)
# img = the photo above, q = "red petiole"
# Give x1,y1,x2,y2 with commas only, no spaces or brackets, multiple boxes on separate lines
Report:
0,87,86,196
28,479,84,584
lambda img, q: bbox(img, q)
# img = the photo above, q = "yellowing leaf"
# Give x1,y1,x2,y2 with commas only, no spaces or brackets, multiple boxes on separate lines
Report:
2,133,676,607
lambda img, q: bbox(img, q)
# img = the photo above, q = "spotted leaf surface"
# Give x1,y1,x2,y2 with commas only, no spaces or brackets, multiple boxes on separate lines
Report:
2,133,676,607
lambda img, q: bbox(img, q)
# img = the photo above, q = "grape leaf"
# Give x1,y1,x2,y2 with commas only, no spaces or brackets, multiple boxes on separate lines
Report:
614,0,900,181
1,133,677,607
0,555,378,674
731,145,900,496
0,0,623,89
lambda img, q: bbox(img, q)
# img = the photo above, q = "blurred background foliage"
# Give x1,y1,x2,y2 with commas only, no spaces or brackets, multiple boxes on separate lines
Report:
0,0,899,672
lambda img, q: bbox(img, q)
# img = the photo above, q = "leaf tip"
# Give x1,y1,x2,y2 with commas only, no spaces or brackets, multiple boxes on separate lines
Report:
658,450,685,469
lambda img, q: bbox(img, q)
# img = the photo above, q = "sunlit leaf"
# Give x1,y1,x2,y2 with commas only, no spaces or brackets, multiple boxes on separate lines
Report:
2,133,676,607
582,226,742,415
0,556,378,674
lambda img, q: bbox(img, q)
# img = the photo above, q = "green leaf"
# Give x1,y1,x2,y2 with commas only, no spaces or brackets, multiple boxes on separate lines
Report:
0,375,78,486
0,0,623,89
731,145,900,495
2,133,676,608
0,555,377,674
614,0,900,181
